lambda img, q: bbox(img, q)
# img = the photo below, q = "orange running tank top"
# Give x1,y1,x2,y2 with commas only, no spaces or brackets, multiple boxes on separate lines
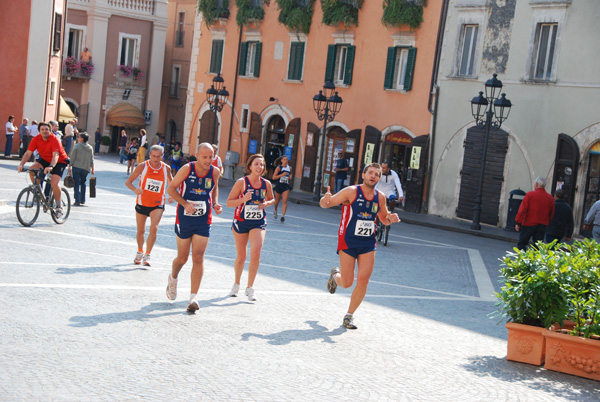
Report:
137,160,169,207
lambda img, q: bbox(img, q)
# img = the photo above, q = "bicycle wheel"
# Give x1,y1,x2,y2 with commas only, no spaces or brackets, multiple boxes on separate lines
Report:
16,187,40,227
50,187,71,224
383,225,390,246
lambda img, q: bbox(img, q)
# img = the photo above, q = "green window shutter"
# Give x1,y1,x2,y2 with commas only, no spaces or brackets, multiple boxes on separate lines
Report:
210,40,223,73
403,47,417,91
295,42,305,80
383,47,396,89
343,45,355,85
288,42,305,80
324,44,336,82
253,42,262,77
239,42,248,76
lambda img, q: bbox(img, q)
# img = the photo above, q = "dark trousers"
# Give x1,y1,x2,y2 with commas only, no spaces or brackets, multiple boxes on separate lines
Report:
4,134,13,156
19,136,30,158
72,166,89,204
518,224,547,250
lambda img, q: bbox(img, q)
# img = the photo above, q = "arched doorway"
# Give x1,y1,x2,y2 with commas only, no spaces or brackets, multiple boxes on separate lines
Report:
167,119,177,143
199,111,218,146
264,115,286,179
381,131,413,182
580,141,600,238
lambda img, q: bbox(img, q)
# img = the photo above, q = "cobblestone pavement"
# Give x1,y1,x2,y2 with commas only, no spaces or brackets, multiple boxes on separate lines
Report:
0,157,598,401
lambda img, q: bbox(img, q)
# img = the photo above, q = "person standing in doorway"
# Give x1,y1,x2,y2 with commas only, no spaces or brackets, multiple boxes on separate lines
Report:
334,151,349,194
126,145,173,268
320,163,400,330
5,115,16,157
545,189,573,245
94,128,102,154
69,132,95,206
515,177,555,250
19,118,30,158
119,130,128,164
136,129,148,165
226,154,275,302
63,118,77,156
166,143,222,312
272,156,292,222
584,197,600,242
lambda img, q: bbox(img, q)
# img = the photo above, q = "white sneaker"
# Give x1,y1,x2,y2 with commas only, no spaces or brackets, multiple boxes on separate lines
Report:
187,298,199,313
245,287,256,302
273,210,277,219
230,283,240,297
134,251,143,265
142,253,151,268
166,275,177,300
54,206,63,218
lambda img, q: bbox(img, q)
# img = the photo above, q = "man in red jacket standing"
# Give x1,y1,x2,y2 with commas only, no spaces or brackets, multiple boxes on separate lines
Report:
515,176,555,250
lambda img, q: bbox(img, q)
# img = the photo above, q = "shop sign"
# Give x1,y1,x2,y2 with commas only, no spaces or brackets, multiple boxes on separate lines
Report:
410,146,421,169
386,132,412,145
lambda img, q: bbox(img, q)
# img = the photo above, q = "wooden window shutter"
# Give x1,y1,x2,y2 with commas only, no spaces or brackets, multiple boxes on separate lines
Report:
239,42,248,76
343,45,356,85
288,42,304,80
383,47,396,89
403,47,417,91
253,42,262,77
324,44,336,82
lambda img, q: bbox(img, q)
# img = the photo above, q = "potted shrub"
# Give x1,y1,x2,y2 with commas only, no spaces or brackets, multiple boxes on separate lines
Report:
542,239,600,380
494,242,569,365
100,136,111,153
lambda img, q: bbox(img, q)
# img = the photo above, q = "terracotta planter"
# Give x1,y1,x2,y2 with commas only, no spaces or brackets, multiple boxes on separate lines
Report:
505,322,546,365
543,329,600,381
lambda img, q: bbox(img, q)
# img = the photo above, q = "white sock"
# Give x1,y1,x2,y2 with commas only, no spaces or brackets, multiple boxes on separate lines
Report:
189,293,197,301
345,313,353,317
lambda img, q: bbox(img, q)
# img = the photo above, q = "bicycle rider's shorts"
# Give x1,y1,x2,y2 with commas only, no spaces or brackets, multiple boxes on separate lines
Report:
37,158,67,178
337,246,377,259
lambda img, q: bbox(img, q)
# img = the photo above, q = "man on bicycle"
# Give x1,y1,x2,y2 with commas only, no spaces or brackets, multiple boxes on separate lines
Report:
374,162,404,214
17,122,69,217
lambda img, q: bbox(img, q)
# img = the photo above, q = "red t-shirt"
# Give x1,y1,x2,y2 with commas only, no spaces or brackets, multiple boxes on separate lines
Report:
28,134,69,164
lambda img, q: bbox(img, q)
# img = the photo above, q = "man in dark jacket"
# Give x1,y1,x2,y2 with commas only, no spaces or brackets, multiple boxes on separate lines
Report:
545,189,573,244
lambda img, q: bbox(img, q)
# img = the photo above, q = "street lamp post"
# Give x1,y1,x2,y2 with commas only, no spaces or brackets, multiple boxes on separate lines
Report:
469,73,513,230
312,81,343,201
206,73,229,145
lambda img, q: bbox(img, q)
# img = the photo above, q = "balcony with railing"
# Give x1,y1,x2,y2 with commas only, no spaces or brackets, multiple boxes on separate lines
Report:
70,0,157,16
62,57,94,81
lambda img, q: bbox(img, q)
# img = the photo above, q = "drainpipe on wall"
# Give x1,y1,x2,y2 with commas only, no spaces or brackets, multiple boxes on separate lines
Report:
45,0,58,121
425,0,449,213
226,26,243,153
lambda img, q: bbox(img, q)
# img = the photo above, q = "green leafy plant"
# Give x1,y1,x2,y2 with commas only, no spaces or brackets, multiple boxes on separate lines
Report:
276,0,315,34
320,0,363,27
101,136,111,146
494,242,569,328
236,0,269,27
494,238,600,339
382,0,426,30
198,0,230,27
560,239,600,339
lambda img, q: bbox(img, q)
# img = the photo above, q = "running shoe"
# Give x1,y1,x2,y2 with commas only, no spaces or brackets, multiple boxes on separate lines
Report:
230,283,240,297
327,267,340,294
343,314,357,330
142,253,151,268
273,210,277,219
245,287,256,302
187,298,199,313
280,216,285,223
166,275,177,300
134,251,143,265
54,206,63,219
